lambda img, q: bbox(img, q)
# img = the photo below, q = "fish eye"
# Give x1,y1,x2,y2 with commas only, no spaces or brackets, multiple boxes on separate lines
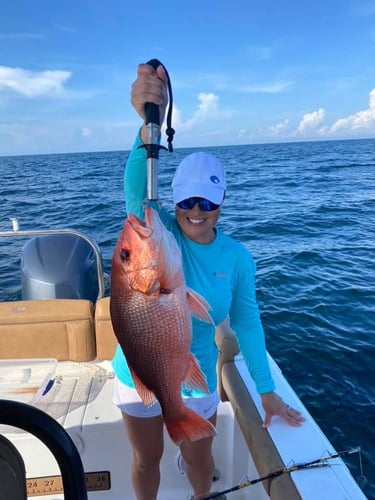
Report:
120,248,131,260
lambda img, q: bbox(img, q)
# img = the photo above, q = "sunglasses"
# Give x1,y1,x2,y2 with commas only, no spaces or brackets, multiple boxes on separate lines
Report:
176,197,220,212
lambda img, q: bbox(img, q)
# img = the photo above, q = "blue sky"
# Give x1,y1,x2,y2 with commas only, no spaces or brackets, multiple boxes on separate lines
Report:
1,0,375,156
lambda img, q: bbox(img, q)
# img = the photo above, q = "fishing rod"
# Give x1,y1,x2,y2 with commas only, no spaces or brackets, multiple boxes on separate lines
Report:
201,447,361,499
139,58,175,201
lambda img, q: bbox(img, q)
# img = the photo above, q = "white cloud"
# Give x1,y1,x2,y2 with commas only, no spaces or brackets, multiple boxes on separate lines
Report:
238,128,248,139
195,92,219,117
0,123,31,146
268,119,290,136
0,66,72,97
295,108,325,135
81,127,92,138
173,92,234,131
325,88,375,134
238,80,292,94
174,72,292,95
264,88,375,141
0,119,140,155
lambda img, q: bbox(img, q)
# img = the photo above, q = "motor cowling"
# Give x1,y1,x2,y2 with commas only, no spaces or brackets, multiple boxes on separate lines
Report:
21,234,99,303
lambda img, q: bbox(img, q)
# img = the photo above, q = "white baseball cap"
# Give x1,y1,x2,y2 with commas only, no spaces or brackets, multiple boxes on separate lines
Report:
172,152,226,205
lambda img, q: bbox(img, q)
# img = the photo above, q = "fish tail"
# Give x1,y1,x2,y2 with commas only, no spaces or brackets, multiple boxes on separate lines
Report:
165,408,217,446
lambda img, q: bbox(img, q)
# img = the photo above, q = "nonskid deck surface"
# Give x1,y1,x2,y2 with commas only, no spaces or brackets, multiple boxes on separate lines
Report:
0,356,368,499
1,360,268,500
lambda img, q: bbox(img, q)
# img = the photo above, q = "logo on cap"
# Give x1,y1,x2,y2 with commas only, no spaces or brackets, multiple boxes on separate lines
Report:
210,175,220,184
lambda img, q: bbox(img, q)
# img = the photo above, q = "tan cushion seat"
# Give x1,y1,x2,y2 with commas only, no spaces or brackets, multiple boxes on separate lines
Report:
0,299,95,361
95,297,118,360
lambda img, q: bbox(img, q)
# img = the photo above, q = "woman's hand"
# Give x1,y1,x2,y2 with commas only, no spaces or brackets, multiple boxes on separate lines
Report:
261,392,306,428
131,63,168,142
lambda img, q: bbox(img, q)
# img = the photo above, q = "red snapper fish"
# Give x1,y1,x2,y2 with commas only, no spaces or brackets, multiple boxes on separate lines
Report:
110,206,216,445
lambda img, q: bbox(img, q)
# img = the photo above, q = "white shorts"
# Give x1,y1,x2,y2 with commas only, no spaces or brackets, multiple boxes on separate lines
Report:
113,376,220,419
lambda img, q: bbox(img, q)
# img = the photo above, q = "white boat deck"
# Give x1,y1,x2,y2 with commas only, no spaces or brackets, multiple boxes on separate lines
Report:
0,356,367,499
1,360,266,499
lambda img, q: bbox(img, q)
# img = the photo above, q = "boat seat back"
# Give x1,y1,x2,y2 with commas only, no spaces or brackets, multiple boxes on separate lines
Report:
215,321,302,500
0,300,96,361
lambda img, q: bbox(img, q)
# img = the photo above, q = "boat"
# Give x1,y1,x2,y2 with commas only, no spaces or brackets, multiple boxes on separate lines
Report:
0,221,367,499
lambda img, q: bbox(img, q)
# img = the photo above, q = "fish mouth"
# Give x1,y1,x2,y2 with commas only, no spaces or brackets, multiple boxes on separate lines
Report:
127,213,153,238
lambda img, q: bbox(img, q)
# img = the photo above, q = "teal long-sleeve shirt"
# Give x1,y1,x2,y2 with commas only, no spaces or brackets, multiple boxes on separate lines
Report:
112,133,275,395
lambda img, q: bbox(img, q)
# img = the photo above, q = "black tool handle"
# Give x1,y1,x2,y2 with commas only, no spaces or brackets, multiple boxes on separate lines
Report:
144,59,161,125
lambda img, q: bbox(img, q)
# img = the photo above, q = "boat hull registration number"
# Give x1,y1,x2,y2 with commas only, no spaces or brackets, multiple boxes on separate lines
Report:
27,471,110,496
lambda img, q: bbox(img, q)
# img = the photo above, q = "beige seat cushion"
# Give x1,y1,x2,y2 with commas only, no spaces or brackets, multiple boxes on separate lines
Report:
95,297,118,360
0,299,95,361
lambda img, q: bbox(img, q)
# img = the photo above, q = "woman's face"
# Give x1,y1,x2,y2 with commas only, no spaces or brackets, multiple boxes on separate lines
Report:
175,201,221,244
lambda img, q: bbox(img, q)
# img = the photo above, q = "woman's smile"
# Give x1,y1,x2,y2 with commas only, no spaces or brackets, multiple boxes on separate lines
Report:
187,217,206,224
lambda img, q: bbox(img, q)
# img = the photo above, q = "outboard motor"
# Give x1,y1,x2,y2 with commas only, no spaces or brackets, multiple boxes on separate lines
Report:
21,234,100,303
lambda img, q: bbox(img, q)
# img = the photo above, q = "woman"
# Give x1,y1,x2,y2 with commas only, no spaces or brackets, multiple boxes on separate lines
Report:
112,63,305,500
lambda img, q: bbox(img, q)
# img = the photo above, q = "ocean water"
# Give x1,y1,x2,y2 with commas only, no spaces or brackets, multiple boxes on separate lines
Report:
1,138,374,498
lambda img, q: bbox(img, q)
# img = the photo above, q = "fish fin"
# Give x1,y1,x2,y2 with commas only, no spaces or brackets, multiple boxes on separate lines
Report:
182,354,210,393
187,289,213,324
130,369,157,407
165,408,217,445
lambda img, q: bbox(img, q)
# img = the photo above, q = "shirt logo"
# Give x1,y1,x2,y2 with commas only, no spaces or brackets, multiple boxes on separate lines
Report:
213,272,227,278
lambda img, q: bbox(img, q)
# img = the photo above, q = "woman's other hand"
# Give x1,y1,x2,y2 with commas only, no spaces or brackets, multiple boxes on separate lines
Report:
261,392,306,428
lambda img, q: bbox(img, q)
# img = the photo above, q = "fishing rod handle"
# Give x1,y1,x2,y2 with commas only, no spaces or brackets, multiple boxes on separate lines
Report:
144,59,161,126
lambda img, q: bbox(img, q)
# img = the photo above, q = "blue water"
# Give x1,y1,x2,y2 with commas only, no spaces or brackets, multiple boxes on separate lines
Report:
1,138,374,498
